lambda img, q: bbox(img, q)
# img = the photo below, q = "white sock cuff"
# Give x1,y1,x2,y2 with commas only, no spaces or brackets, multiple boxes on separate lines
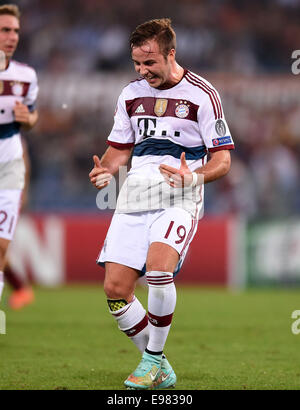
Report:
111,296,146,332
146,271,174,287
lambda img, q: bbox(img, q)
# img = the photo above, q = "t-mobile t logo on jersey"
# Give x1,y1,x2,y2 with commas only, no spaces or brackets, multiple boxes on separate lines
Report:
291,50,300,75
137,117,181,139
138,118,157,138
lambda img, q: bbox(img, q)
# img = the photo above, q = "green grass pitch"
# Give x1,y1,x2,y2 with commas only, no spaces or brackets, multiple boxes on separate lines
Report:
0,285,300,390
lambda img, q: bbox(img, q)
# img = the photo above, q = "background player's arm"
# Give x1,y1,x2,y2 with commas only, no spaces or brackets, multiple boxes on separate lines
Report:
13,101,38,130
89,145,133,189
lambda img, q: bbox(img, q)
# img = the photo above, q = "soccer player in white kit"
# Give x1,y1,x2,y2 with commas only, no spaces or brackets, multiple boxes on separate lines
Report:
0,4,38,304
89,18,234,389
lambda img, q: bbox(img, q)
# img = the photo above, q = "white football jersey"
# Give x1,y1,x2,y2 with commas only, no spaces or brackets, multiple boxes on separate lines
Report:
107,69,234,217
0,60,38,164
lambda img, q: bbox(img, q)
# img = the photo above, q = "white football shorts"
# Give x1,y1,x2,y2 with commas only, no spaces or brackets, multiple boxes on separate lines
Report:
97,207,198,276
0,189,22,241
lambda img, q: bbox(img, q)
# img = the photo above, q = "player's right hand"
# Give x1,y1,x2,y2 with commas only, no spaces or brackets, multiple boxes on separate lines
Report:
89,155,112,189
159,152,193,188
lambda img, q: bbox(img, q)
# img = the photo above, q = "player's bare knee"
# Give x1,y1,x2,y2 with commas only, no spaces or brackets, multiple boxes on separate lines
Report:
103,279,130,300
0,247,4,262
103,280,118,298
147,244,179,273
0,242,9,271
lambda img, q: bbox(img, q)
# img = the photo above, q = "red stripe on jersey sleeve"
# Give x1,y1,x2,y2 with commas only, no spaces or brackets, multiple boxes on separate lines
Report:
208,145,235,152
187,71,222,119
185,76,217,119
106,140,134,149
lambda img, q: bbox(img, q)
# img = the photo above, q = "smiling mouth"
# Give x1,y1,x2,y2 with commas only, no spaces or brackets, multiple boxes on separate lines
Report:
145,75,157,81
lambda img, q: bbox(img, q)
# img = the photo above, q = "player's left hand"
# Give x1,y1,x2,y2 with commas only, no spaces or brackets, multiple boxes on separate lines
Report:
13,101,30,125
159,152,193,188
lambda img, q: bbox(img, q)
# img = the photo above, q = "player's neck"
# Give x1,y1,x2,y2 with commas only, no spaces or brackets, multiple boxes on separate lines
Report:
159,63,185,90
172,63,184,84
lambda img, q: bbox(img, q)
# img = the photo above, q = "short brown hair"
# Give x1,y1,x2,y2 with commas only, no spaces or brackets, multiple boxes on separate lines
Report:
130,18,176,58
0,4,21,20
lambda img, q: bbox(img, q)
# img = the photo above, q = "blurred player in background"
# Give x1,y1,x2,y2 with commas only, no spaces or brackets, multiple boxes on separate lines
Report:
4,137,34,310
89,18,234,389
0,4,38,305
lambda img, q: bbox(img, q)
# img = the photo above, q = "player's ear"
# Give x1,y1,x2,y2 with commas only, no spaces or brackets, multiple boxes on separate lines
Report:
168,48,176,60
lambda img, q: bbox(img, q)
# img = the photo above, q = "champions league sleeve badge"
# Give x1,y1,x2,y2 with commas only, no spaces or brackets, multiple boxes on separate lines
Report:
215,119,226,137
212,136,232,146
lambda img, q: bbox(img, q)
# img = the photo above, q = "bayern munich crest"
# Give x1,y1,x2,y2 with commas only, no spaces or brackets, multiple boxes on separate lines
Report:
175,101,190,118
11,81,24,97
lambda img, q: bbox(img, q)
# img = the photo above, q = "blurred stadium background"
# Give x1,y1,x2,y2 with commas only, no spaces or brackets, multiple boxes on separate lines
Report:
6,0,300,288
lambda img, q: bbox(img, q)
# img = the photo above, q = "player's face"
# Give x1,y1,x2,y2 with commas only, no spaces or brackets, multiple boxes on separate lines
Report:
132,39,174,88
0,15,20,60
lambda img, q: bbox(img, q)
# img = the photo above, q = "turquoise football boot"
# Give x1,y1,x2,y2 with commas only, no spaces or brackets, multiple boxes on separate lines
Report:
124,351,161,390
152,356,177,389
